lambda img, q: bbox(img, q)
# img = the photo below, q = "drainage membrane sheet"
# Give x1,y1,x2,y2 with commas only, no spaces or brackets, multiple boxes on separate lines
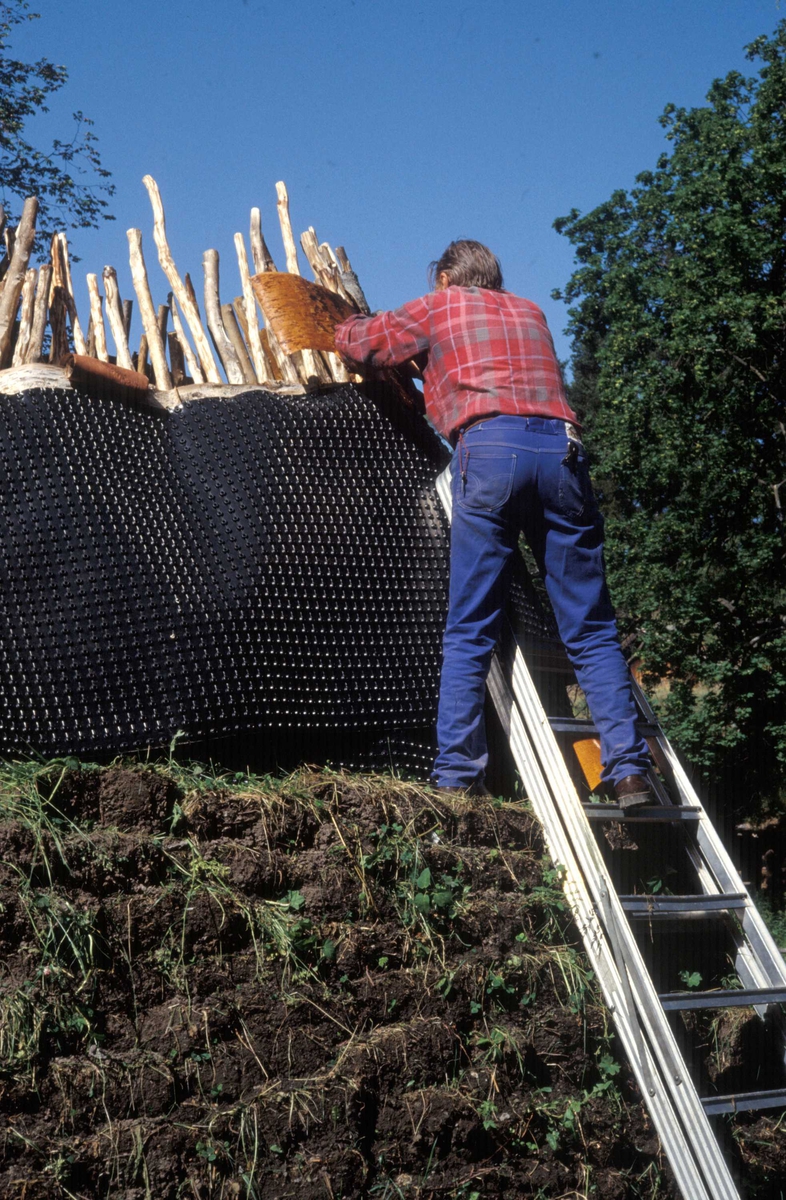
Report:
0,382,452,758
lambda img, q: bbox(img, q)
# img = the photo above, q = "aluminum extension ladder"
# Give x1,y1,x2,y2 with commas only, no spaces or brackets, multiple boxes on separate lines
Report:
436,467,786,1200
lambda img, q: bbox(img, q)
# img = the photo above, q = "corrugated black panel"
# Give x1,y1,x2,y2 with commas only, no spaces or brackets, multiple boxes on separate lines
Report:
0,382,454,758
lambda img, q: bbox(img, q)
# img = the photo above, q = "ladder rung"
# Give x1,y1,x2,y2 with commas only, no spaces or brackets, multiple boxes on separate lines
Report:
583,804,701,822
660,986,786,1012
621,893,748,917
549,715,660,737
702,1088,786,1116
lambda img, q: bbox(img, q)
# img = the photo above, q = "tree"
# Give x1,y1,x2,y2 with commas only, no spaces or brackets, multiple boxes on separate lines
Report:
554,24,786,814
0,0,113,248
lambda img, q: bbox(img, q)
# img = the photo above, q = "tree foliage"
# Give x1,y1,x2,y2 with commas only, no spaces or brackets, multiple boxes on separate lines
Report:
0,0,113,246
555,24,786,810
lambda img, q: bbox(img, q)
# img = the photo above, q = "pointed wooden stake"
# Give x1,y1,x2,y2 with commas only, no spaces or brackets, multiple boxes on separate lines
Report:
127,227,172,391
142,174,221,383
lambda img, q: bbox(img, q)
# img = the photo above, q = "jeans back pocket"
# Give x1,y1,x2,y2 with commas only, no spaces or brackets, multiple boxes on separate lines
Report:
459,452,516,512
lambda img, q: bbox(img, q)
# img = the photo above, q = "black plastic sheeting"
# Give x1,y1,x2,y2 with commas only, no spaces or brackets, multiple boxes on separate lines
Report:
0,380,557,773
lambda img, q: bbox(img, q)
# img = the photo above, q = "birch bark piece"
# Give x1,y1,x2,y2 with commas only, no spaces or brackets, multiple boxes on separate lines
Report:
57,233,87,354
169,292,203,384
250,207,277,273
27,262,52,364
11,268,37,366
234,231,269,383
203,249,244,384
221,303,256,385
275,181,300,275
126,227,172,391
102,266,134,370
86,274,110,363
142,174,221,383
0,196,38,368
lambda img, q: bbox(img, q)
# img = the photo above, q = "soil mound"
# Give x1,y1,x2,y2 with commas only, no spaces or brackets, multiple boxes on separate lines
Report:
0,761,780,1197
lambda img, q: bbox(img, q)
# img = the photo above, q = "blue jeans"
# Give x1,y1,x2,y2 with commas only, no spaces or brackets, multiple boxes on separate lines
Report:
433,415,650,790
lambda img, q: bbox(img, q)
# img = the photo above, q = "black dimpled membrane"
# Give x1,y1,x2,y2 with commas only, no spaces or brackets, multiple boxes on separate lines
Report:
0,380,557,761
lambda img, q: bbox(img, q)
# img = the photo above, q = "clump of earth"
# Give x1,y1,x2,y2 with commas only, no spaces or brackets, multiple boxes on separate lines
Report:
0,760,781,1198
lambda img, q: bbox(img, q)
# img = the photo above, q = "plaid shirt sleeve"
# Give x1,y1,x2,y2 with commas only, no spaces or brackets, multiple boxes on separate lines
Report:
334,295,433,370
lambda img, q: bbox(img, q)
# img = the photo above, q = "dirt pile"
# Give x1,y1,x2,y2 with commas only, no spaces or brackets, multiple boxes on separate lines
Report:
0,760,780,1198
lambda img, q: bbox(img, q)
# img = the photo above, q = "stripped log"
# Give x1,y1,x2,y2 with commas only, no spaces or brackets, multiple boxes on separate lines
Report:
221,302,256,384
11,268,38,366
234,231,270,383
86,274,110,363
27,262,52,364
57,233,88,353
0,196,38,368
169,291,204,384
102,266,134,370
142,175,221,383
127,227,172,391
203,249,244,384
335,245,371,314
87,316,96,358
275,182,300,275
250,207,277,273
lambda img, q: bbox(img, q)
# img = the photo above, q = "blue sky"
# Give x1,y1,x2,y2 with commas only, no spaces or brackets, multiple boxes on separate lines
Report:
8,0,784,365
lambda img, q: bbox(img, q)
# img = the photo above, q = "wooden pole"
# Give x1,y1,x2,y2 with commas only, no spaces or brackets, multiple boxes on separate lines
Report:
275,181,300,275
47,233,69,364
26,262,52,364
142,174,221,383
102,266,134,370
234,231,270,383
57,232,88,354
203,248,245,384
221,302,256,384
11,267,37,366
0,196,38,368
157,302,169,340
250,206,277,273
274,183,322,382
126,227,172,391
335,245,371,314
169,292,204,383
122,298,133,339
137,335,149,379
168,331,186,385
86,274,110,363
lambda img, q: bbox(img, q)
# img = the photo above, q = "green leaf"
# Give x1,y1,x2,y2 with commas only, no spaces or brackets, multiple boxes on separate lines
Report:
416,867,432,889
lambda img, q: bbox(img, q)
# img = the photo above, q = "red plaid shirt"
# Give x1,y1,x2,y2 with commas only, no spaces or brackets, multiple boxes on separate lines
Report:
335,285,577,443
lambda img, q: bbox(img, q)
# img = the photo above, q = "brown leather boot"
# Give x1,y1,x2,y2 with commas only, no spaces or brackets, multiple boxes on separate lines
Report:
614,775,652,811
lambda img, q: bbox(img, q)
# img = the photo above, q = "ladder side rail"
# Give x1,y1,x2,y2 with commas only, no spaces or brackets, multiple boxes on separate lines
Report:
435,468,727,1199
630,677,786,989
502,634,741,1200
485,659,717,1200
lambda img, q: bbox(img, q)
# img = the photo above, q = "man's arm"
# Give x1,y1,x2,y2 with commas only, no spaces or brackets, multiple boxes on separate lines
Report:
335,295,432,372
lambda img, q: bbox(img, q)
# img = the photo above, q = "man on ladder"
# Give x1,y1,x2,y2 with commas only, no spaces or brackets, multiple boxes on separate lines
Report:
336,239,651,807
